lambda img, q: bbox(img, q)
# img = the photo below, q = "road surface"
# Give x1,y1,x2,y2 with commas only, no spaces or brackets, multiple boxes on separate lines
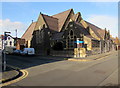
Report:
5,51,119,86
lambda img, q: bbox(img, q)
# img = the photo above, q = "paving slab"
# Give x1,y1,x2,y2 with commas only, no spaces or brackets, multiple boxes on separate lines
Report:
1,66,19,83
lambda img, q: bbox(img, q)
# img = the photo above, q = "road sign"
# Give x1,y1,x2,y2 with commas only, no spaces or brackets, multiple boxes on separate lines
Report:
74,41,84,43
1,35,4,40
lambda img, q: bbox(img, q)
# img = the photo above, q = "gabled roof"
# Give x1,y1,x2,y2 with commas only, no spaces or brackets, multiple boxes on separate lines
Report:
52,9,73,32
73,12,81,22
22,22,36,41
97,29,105,39
42,14,58,32
74,22,98,40
85,35,98,40
85,21,104,39
74,22,90,36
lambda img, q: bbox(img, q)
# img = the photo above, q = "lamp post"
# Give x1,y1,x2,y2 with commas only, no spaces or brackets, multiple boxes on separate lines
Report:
3,32,11,71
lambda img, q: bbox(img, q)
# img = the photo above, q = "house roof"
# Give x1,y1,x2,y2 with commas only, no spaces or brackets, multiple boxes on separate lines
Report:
75,22,98,40
85,21,104,39
22,22,36,41
85,35,98,40
52,9,72,32
73,12,81,22
42,14,58,32
74,22,90,36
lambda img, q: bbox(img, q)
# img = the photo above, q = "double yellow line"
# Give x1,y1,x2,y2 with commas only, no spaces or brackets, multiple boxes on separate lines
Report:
0,65,28,87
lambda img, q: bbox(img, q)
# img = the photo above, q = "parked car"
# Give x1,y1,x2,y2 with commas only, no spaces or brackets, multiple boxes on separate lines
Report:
20,50,27,55
22,48,35,55
13,50,22,55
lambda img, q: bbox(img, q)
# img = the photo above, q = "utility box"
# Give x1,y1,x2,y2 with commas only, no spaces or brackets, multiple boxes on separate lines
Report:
74,48,86,58
74,48,79,57
79,48,86,57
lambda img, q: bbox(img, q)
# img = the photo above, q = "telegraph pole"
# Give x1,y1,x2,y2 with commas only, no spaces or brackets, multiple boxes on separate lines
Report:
15,29,17,38
15,29,17,47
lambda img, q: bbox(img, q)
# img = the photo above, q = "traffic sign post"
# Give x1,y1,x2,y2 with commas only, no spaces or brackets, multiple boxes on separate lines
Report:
74,40,84,48
3,32,11,71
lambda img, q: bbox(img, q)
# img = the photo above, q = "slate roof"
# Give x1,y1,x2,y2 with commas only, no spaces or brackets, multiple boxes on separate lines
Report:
85,35,98,40
52,9,72,32
74,22,98,40
73,12,80,22
85,21,105,39
22,22,36,41
22,9,109,42
42,14,58,32
74,22,90,35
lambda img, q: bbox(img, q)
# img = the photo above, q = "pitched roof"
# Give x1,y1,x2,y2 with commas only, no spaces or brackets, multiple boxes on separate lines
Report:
42,14,58,32
73,12,81,22
97,29,105,39
85,21,104,39
52,9,72,32
74,22,90,36
75,22,101,40
85,35,98,40
22,22,36,41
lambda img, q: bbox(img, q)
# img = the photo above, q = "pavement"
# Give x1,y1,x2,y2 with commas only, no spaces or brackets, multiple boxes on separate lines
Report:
1,50,118,87
34,50,115,61
0,66,19,83
68,50,116,61
0,65,28,87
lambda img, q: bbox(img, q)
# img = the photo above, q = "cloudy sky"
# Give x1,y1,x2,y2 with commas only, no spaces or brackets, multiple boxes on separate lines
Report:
0,2,118,38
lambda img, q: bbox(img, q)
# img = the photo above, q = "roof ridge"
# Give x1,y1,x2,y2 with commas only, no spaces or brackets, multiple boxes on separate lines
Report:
85,20,102,30
41,13,59,31
52,8,73,16
42,13,58,20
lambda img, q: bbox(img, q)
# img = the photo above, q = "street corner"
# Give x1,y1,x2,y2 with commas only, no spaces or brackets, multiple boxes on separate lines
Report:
68,53,112,62
0,65,28,87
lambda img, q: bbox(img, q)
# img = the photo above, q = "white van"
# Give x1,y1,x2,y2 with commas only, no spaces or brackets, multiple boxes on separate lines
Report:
22,48,35,55
6,46,16,54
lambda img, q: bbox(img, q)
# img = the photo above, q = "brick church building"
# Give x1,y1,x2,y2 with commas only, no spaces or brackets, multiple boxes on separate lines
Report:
22,9,116,57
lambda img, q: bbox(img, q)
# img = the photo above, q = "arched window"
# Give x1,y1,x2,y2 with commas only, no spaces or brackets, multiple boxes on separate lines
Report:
10,41,12,46
69,29,74,39
70,30,73,36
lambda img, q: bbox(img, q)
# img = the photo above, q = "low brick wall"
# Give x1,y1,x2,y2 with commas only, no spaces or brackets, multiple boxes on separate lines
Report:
50,48,86,58
86,47,100,56
50,49,74,57
91,47,100,55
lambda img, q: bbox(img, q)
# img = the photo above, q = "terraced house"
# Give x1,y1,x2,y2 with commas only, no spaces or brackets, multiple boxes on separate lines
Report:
22,9,117,57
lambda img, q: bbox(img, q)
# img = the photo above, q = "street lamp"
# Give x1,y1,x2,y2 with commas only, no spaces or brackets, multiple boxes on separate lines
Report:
3,32,11,71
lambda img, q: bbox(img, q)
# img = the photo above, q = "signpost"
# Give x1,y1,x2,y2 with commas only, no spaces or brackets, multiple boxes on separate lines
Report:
3,32,11,71
74,40,84,48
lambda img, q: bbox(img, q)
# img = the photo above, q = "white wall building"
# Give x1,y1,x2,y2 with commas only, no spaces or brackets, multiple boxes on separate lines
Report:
0,35,3,50
6,36,15,47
